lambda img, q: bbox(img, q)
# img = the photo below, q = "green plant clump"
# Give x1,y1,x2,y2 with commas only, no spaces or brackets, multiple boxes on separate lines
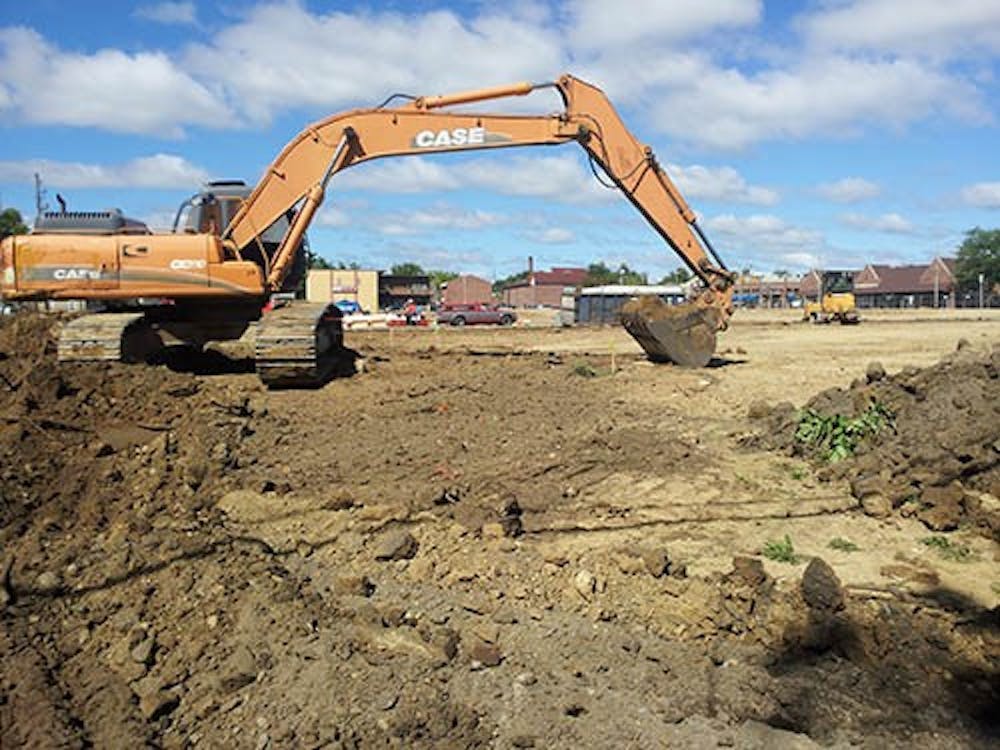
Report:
571,360,600,378
762,534,800,563
921,535,977,563
828,537,860,552
795,401,893,462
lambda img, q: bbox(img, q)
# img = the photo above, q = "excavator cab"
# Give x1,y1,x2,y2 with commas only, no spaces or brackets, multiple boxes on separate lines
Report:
172,180,251,237
172,181,306,294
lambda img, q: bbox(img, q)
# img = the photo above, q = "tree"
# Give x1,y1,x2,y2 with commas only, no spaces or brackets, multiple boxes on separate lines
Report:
492,270,529,294
584,261,646,286
305,247,334,270
427,269,458,291
0,208,28,239
955,227,999,292
390,262,426,276
658,267,691,284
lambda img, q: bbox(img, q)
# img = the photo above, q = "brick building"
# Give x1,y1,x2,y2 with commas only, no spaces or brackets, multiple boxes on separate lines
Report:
441,275,493,305
732,273,800,308
501,266,588,308
852,257,955,308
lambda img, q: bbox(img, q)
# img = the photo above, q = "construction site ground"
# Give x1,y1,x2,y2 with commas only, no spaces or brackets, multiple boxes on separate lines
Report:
1,309,998,748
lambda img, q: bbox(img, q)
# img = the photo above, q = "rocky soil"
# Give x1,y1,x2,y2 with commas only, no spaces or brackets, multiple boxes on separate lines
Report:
1,313,997,748
755,342,1000,538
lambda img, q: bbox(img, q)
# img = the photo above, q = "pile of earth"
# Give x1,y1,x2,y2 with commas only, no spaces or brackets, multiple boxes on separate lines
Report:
752,341,1000,538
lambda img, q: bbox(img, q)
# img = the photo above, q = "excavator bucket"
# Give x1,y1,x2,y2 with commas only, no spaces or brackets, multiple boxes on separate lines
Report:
620,296,720,368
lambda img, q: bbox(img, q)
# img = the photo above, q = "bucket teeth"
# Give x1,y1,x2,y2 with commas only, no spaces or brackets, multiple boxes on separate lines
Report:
620,296,718,367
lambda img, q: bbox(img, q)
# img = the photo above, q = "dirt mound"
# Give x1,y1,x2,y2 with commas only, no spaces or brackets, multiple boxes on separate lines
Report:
756,343,1000,537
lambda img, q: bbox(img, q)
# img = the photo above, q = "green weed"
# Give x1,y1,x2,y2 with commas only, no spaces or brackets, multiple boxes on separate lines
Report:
795,401,893,462
921,536,977,563
762,535,800,564
790,466,808,481
571,361,600,378
828,537,860,552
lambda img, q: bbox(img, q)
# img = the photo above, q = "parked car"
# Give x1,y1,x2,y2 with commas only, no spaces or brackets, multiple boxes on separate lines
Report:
334,299,365,315
436,302,517,327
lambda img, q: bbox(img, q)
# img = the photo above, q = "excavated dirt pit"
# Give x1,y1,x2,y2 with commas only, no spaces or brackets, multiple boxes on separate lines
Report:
1,313,998,748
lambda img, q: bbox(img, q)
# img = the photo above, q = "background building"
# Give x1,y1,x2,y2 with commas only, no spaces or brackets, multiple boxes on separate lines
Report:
502,265,588,307
441,275,493,306
379,274,432,310
732,273,800,308
853,258,955,308
305,268,379,312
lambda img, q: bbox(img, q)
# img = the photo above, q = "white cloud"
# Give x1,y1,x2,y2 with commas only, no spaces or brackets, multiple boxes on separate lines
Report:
960,181,1000,208
183,3,562,123
337,159,460,194
524,227,575,244
815,177,881,203
667,163,779,205
462,155,611,203
703,213,826,270
316,206,351,227
800,0,1000,58
0,2,994,155
651,56,987,150
840,212,915,233
376,205,505,236
337,154,611,204
0,27,229,136
566,0,761,49
135,2,197,26
0,154,209,189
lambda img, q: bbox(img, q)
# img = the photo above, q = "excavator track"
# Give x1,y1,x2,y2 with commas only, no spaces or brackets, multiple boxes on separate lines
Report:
254,303,344,388
57,312,164,363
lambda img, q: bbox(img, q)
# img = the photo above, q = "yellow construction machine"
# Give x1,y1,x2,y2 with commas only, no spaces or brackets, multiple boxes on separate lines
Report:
1,74,734,385
803,293,860,325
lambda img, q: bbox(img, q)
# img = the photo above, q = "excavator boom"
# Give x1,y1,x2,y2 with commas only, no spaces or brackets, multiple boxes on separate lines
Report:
1,73,734,381
221,74,733,366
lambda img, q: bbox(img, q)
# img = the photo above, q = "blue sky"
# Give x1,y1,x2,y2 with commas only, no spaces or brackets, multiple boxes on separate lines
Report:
1,0,998,281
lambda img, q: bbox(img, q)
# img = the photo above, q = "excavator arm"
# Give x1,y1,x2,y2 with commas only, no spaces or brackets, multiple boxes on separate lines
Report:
224,74,734,366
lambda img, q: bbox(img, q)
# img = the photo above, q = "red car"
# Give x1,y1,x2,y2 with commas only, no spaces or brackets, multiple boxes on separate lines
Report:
436,303,517,326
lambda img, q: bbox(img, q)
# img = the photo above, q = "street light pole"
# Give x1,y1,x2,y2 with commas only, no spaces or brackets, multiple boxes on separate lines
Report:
979,273,985,309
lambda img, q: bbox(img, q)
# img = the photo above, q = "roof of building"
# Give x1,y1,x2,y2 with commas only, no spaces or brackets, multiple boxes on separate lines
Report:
579,284,685,296
442,274,491,285
855,259,955,294
505,267,588,288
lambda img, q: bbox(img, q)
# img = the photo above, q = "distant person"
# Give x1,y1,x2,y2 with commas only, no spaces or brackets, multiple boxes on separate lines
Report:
403,298,418,325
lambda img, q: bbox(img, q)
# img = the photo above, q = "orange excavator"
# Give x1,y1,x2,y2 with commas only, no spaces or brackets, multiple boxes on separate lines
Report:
0,74,734,386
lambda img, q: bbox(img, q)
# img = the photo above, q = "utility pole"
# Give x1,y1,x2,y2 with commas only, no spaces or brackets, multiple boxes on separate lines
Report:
980,273,985,309
34,173,49,218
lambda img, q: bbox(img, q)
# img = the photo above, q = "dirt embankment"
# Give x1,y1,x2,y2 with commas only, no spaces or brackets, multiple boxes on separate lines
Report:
1,314,998,748
753,343,1000,538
